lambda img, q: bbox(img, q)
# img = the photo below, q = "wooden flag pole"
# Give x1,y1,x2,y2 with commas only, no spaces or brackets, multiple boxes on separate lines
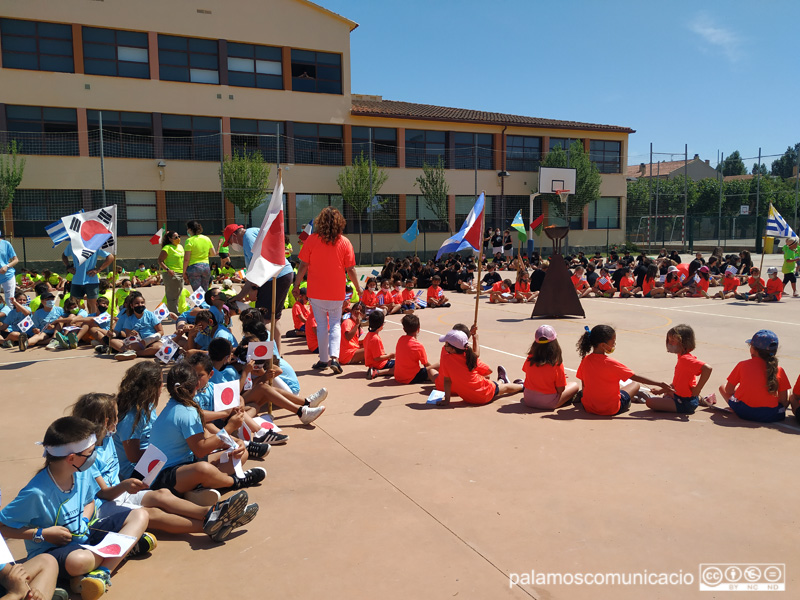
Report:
472,191,487,328
107,255,117,355
266,168,283,416
758,203,770,276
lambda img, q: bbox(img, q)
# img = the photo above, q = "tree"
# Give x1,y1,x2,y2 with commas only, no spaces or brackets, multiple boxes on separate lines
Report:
538,141,601,225
752,163,767,176
221,147,271,228
717,151,746,176
770,144,799,179
0,141,26,237
336,152,388,264
414,157,450,233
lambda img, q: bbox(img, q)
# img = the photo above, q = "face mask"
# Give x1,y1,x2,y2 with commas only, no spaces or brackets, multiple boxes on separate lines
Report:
71,308,81,315
98,305,108,313
133,305,146,315
203,326,214,335
606,345,615,354
44,300,55,308
75,449,97,472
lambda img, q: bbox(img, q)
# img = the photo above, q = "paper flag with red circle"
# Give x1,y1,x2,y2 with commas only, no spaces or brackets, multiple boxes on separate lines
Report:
189,288,206,307
237,422,253,442
123,330,142,346
81,532,137,558
17,315,33,332
93,311,111,326
253,415,281,434
153,303,170,322
133,444,168,486
243,373,253,391
155,339,179,364
213,381,240,412
246,341,273,362
0,531,16,565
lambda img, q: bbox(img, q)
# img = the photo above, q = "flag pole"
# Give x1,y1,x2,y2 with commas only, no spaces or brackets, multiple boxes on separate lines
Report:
266,168,283,416
108,255,117,355
473,191,487,328
759,203,772,276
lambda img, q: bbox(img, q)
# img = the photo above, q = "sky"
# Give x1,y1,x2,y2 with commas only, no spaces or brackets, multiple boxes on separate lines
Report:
321,0,800,172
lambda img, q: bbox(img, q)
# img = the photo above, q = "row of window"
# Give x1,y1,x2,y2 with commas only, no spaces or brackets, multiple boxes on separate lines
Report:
0,19,342,94
9,189,620,237
0,105,623,172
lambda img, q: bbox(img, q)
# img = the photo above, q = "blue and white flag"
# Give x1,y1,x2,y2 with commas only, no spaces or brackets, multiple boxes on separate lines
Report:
766,204,797,239
401,220,419,243
45,219,70,247
436,193,485,259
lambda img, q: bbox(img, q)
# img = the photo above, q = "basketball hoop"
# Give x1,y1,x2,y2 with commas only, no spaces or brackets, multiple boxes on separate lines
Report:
554,189,570,203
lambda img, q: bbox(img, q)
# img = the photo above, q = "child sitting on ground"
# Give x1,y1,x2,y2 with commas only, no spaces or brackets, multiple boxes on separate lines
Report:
287,288,310,337
376,279,401,315
489,279,513,304
515,270,535,303
339,302,365,366
571,266,592,298
426,275,450,308
519,325,579,410
736,267,764,300
394,314,438,385
713,266,740,299
27,292,65,350
364,310,395,380
400,279,421,312
760,267,783,302
592,269,615,298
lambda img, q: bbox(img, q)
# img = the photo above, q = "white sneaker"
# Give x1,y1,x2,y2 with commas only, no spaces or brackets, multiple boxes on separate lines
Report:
115,350,138,361
300,405,325,425
184,488,221,506
306,388,328,408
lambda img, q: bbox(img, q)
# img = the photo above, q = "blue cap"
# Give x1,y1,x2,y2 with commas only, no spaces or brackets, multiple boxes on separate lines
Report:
746,330,779,354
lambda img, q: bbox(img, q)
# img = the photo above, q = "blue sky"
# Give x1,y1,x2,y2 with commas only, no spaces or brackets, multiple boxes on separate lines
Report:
322,0,800,172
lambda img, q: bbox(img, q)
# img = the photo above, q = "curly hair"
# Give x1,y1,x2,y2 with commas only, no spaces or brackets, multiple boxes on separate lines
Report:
314,207,346,244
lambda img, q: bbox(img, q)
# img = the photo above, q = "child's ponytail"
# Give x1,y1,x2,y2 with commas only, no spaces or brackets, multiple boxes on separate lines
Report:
167,363,203,420
576,324,615,358
755,347,780,394
464,346,478,371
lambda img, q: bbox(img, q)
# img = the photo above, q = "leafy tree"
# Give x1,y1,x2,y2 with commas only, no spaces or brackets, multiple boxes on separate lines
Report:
770,144,799,179
716,151,746,176
0,141,25,236
538,141,600,225
337,152,388,264
414,157,450,233
221,148,270,227
752,163,767,176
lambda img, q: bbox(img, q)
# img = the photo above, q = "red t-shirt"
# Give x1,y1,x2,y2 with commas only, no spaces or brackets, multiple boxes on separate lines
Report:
642,276,655,295
664,276,681,292
792,373,800,396
517,281,530,293
361,288,378,308
291,302,310,330
522,359,566,394
427,285,443,300
377,290,394,305
394,335,428,383
434,346,490,392
401,289,416,302
766,277,782,299
727,357,790,408
620,276,636,290
298,234,356,301
439,351,495,404
571,274,584,291
747,276,765,293
693,277,709,294
596,276,614,293
392,289,404,304
672,353,705,397
363,331,388,368
339,317,361,363
723,277,739,292
576,353,634,415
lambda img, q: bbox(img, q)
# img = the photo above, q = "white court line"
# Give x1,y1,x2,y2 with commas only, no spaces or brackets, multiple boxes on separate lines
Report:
619,302,800,327
0,354,94,367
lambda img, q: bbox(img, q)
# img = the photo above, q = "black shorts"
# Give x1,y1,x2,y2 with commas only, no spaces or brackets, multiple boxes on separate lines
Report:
407,366,429,385
150,461,191,495
255,271,294,318
783,272,796,285
46,510,131,574
615,390,632,415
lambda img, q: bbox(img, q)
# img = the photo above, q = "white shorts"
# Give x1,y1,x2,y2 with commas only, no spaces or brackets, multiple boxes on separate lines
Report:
98,489,149,518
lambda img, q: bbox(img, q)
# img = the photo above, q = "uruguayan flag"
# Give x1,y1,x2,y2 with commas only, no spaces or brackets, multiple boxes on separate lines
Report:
766,204,797,239
45,219,70,247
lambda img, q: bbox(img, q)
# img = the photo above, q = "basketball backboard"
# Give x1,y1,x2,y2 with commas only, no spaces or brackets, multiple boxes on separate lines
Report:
538,167,576,195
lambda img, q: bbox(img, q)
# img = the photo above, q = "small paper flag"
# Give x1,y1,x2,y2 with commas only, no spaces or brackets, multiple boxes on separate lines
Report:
81,532,137,558
190,288,206,307
246,341,273,362
153,303,169,322
0,532,16,565
427,390,446,405
18,315,33,332
155,339,179,363
213,381,240,412
134,444,168,486
93,312,111,325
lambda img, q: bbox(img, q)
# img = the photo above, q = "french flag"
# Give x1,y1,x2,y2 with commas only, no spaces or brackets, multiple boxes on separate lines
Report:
436,193,485,259
245,171,286,287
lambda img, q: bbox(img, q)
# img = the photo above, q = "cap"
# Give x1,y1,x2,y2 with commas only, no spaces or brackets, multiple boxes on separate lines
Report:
699,266,709,273
746,330,779,354
534,324,557,343
222,278,233,287
667,266,678,273
222,223,244,247
41,292,56,300
789,236,799,246
767,266,779,275
439,330,468,350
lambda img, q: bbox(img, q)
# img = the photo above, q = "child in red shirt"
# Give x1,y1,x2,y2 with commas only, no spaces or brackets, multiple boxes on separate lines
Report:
288,288,310,337
663,268,683,297
576,324,670,416
592,268,615,298
394,314,438,384
400,279,422,312
761,267,783,302
713,267,740,299
361,277,380,312
489,279,513,304
690,266,712,298
376,279,400,315
339,302,365,365
643,324,713,414
571,267,592,298
520,324,579,410
426,275,450,308
618,268,638,298
737,268,765,300
364,310,395,379
305,306,319,353
515,271,535,303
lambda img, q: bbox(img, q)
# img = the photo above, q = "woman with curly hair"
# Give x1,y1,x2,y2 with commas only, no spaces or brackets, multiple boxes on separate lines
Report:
294,207,361,374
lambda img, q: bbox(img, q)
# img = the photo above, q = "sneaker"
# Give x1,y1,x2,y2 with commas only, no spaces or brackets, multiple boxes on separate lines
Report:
67,332,79,349
230,502,259,530
52,587,70,600
311,360,328,371
633,390,651,403
71,568,111,600
184,487,221,506
300,405,325,425
233,467,267,490
329,359,343,374
254,429,289,445
442,302,451,308
90,339,101,347
55,332,69,347
573,390,583,404
756,292,763,303
18,333,27,352
1,339,13,348
497,365,509,384
115,349,138,361
305,387,328,408
127,532,157,558
94,344,109,354
513,379,524,385
203,489,248,541
246,441,271,459
46,338,61,351
366,367,377,380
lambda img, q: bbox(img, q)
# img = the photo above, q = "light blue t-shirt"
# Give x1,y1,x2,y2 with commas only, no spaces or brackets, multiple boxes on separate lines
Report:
113,408,157,480
0,466,101,558
177,302,224,326
194,324,238,351
243,227,292,279
148,398,205,468
195,382,215,412
3,308,27,332
66,248,109,286
0,303,11,322
32,306,65,332
0,240,17,283
94,435,120,510
114,309,159,338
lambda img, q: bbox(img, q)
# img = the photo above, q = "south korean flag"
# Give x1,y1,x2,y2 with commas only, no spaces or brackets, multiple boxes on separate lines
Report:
61,205,117,265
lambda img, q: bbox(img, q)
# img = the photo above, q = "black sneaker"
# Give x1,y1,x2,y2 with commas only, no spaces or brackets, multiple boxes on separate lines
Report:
246,441,270,459
311,361,328,370
18,333,28,352
442,302,451,308
254,429,289,445
573,390,583,404
233,467,267,490
94,344,109,354
127,532,157,558
329,359,343,374
230,502,259,530
203,490,248,542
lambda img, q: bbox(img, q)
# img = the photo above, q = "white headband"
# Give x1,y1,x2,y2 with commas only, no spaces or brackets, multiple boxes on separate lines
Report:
37,433,96,457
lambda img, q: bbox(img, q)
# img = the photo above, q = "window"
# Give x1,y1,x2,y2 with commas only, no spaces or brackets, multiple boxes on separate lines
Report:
158,35,218,84
162,114,220,161
454,132,492,170
351,127,397,167
87,190,156,236
6,105,78,155
293,123,343,166
290,49,341,94
165,191,223,234
406,195,448,232
227,42,282,89
405,130,446,169
1,18,73,72
455,195,492,229
12,189,82,236
82,27,149,78
230,119,286,163
295,194,344,234
549,137,582,153
590,140,621,174
87,110,153,158
506,135,542,171
344,194,399,234
234,194,287,229
588,197,620,229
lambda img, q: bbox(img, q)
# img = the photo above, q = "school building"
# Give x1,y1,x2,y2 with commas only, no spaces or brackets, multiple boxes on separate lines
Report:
0,0,634,264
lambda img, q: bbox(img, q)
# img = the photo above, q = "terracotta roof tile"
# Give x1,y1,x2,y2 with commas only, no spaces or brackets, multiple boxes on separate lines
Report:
350,98,634,134
626,160,698,177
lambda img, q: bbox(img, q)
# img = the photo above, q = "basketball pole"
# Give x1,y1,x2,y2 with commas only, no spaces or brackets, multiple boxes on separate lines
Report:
473,191,487,328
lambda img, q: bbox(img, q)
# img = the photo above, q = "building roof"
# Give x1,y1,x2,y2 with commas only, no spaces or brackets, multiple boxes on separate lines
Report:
300,0,358,31
626,159,700,178
350,97,635,134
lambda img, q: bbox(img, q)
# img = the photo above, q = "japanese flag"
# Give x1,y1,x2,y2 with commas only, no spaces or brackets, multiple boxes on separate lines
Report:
18,315,34,332
238,422,253,442
189,288,205,307
153,303,170,322
149,225,164,246
155,339,179,363
133,444,168,486
245,170,286,287
246,341,273,362
213,381,240,412
253,415,281,434
62,205,117,265
81,532,137,558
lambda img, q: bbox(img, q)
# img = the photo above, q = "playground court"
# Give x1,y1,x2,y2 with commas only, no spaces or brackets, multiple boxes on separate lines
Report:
1,258,797,600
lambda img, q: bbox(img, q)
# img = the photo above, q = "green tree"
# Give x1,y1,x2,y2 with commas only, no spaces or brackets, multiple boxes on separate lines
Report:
221,148,271,227
770,144,799,179
538,141,600,225
337,152,388,264
717,151,746,176
414,157,450,233
752,163,767,176
0,141,26,236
